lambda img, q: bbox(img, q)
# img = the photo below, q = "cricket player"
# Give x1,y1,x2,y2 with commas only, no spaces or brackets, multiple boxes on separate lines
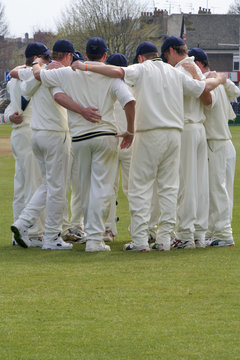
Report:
103,53,133,242
32,37,135,252
188,47,240,247
4,42,48,246
10,39,76,250
71,41,226,252
161,36,212,249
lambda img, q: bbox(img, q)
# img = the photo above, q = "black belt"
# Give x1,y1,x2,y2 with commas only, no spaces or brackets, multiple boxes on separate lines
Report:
72,131,117,142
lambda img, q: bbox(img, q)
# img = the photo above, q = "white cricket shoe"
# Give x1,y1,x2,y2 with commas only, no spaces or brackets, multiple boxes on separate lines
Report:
85,240,111,252
151,240,170,251
29,237,43,248
42,236,73,250
123,242,150,252
11,221,31,248
62,226,87,244
176,240,196,249
103,229,115,242
195,239,206,248
206,238,235,247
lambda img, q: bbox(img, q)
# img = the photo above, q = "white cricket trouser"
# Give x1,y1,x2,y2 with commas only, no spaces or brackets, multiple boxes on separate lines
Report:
19,130,71,240
72,135,118,241
70,149,84,228
148,179,161,232
176,123,209,242
206,139,236,240
129,129,181,247
11,126,44,237
105,145,132,235
61,147,74,236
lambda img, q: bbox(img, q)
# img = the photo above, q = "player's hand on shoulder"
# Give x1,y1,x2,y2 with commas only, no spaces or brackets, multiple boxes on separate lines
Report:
47,62,64,70
71,60,85,72
9,112,23,124
182,63,199,79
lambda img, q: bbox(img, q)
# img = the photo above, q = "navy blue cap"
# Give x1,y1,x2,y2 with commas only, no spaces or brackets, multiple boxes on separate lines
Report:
86,37,109,56
72,51,85,62
161,36,185,59
53,39,75,53
133,41,158,63
25,42,50,58
106,53,128,67
188,48,208,62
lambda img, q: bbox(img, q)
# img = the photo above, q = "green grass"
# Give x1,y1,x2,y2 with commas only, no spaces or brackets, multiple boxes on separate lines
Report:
0,125,240,360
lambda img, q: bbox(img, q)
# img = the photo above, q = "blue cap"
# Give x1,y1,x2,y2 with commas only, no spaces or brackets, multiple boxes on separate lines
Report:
86,37,109,56
133,41,158,63
161,36,185,59
106,53,128,67
188,48,208,62
53,39,75,53
25,42,50,58
72,51,85,62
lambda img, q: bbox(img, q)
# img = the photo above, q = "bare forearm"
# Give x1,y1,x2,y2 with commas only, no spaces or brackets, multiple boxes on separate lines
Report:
200,91,212,106
54,93,101,123
54,93,85,114
124,100,135,133
10,65,26,79
72,61,124,78
205,74,226,92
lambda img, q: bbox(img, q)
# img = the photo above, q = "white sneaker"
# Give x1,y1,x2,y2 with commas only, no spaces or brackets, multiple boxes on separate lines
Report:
123,242,150,252
85,240,111,252
206,238,235,247
151,241,170,251
29,237,43,248
195,239,206,248
103,229,115,242
62,226,87,244
42,236,73,250
11,221,31,248
176,240,196,249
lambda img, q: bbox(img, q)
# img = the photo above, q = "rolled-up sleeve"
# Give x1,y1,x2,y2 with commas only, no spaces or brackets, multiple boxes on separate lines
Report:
111,79,135,108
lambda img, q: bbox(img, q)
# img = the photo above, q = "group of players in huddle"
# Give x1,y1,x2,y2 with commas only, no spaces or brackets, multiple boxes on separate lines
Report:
4,34,239,252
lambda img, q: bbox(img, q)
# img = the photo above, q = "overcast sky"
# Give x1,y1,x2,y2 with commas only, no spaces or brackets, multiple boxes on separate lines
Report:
3,0,235,38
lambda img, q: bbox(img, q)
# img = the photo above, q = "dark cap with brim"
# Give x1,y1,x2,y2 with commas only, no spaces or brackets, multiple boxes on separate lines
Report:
133,41,158,63
106,53,128,67
188,48,208,62
86,37,109,56
160,36,185,59
53,39,75,53
72,51,85,62
25,42,50,58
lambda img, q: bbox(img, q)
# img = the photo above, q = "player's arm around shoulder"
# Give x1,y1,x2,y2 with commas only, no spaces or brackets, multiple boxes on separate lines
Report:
72,60,124,78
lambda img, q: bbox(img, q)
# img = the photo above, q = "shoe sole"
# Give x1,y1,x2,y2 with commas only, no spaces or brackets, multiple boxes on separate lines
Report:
124,248,150,252
207,243,235,247
42,246,73,250
151,247,170,251
85,249,111,252
10,226,28,248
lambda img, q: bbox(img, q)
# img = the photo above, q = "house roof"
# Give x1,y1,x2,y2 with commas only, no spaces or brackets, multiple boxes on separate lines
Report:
168,14,240,52
184,14,240,51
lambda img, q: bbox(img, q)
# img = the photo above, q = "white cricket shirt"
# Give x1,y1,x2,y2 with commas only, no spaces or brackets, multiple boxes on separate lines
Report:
40,62,135,137
123,59,205,131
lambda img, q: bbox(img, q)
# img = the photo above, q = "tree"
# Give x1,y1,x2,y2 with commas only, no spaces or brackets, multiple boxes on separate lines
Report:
56,0,147,61
228,0,240,14
0,2,8,36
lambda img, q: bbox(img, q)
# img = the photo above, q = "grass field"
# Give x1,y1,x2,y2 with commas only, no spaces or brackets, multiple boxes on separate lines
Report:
0,125,240,360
